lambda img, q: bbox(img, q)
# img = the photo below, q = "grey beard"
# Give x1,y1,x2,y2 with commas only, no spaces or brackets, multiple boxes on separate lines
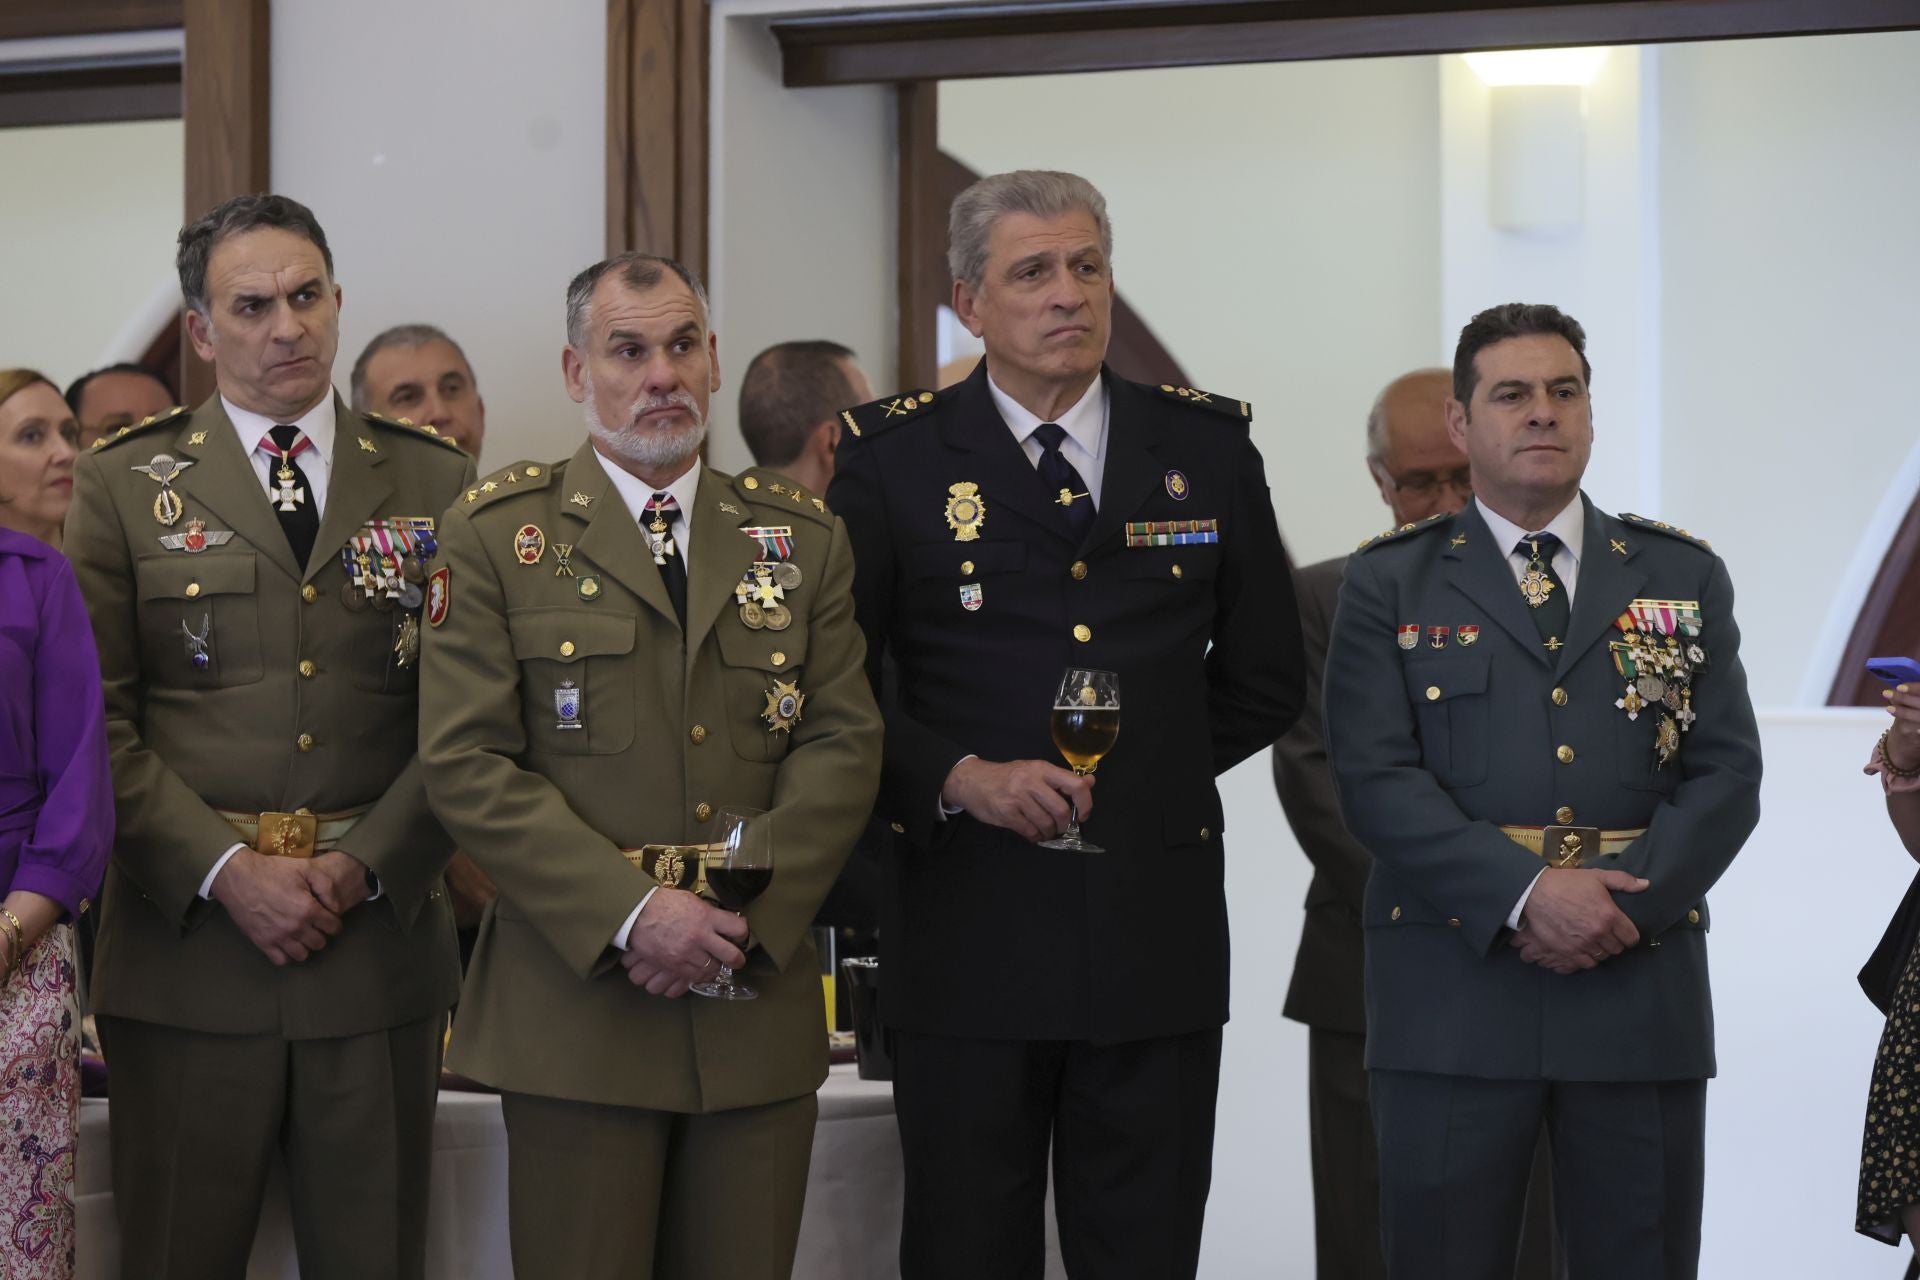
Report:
584,387,708,470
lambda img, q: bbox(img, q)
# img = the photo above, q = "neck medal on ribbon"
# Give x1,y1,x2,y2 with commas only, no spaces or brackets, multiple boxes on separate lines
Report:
1607,598,1706,767
1518,538,1557,608
133,454,195,527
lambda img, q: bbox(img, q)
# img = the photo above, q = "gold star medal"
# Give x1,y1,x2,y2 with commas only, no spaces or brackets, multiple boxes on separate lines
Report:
762,677,806,733
945,482,985,542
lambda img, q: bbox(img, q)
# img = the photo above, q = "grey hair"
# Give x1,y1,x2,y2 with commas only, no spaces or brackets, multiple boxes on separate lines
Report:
348,323,475,414
947,170,1113,291
565,252,710,349
177,193,333,315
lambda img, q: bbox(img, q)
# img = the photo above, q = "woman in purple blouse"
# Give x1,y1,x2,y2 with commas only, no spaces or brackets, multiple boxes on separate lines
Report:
0,368,112,1279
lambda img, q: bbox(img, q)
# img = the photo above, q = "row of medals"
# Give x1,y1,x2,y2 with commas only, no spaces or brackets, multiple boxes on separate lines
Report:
1611,630,1702,767
339,531,436,669
734,560,802,630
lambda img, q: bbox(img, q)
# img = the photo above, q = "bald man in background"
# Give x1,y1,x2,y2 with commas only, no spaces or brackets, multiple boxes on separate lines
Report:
1275,369,1557,1279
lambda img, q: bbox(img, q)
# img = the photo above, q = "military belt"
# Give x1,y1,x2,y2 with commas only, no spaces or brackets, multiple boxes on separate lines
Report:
623,843,727,899
1498,824,1647,869
216,806,369,860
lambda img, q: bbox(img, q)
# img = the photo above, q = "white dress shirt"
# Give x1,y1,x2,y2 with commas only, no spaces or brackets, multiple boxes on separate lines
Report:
199,393,345,900
592,449,703,949
1470,494,1586,929
986,373,1109,509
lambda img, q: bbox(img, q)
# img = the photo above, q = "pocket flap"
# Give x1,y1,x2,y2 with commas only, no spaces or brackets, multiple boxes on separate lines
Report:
715,617,809,671
508,608,636,663
1402,653,1489,703
1116,548,1219,582
905,540,1027,580
135,551,256,601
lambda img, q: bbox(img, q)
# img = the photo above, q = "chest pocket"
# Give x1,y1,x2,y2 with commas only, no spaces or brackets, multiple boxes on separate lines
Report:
1403,653,1490,788
1114,545,1221,587
134,552,264,688
714,620,811,762
508,608,636,755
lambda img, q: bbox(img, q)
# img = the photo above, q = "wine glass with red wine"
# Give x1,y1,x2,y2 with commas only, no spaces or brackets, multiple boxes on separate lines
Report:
691,806,772,1000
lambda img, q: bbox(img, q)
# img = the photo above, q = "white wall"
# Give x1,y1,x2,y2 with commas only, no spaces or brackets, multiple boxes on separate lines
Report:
706,8,897,475
1658,32,1920,706
939,60,1443,572
269,0,606,469
0,119,182,388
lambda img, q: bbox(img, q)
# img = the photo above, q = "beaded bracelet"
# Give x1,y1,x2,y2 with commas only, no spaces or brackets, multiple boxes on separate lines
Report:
1880,727,1920,780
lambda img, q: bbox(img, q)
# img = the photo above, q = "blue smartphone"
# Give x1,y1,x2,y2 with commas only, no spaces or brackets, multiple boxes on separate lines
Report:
1868,657,1920,686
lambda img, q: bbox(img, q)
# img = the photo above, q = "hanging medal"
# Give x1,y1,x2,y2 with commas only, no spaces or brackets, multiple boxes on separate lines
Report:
1517,538,1556,609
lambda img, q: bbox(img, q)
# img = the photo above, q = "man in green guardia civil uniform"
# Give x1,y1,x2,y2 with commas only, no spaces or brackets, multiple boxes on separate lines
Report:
65,194,474,1279
1325,303,1762,1280
418,252,882,1280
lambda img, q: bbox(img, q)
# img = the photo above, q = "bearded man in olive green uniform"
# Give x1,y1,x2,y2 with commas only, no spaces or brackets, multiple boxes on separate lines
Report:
419,252,881,1280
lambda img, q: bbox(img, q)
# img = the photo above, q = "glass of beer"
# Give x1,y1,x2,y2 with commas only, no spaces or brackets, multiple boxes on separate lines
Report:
1039,668,1119,852
691,806,772,1000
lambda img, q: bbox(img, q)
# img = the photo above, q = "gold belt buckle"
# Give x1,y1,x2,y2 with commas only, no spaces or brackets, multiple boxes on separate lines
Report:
258,809,318,859
1540,825,1601,869
625,843,723,896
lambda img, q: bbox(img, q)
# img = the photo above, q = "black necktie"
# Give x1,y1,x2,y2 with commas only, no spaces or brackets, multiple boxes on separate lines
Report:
1514,533,1571,652
263,424,320,568
1032,422,1094,541
645,493,687,626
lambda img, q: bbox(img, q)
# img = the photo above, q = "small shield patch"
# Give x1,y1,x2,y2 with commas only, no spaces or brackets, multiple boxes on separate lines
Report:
426,567,451,628
959,582,983,612
1398,624,1419,651
1457,625,1480,647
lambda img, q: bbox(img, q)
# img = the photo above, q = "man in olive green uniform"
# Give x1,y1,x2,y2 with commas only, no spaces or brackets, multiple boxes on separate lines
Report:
418,252,881,1280
65,195,473,1278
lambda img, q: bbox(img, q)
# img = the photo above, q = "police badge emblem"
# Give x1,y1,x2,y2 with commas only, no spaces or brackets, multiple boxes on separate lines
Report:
945,482,986,542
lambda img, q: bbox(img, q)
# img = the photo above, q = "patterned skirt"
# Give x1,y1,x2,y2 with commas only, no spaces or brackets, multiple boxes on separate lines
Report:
0,925,78,1279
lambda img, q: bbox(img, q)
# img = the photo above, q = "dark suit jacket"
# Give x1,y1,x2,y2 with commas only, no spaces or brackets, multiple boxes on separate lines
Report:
65,394,474,1039
1324,497,1761,1081
1275,556,1371,1034
828,363,1304,1043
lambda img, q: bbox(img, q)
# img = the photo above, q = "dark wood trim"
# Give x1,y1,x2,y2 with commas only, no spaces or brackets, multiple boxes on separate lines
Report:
776,0,1920,86
1831,497,1920,706
0,0,181,41
179,0,269,403
896,82,943,391
606,0,712,279
0,60,180,127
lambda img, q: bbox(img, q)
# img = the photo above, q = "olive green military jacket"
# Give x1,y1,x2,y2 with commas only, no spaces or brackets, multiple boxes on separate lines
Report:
419,441,881,1113
65,394,474,1039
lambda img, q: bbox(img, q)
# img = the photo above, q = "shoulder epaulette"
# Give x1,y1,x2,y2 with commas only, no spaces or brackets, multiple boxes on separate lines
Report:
1152,383,1251,422
1620,513,1712,552
363,411,467,452
839,389,936,444
1356,511,1450,552
458,461,554,511
89,404,190,451
734,469,833,526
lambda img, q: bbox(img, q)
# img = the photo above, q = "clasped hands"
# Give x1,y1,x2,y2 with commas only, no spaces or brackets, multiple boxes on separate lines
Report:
620,889,749,999
1508,867,1651,975
212,846,373,966
940,757,1095,843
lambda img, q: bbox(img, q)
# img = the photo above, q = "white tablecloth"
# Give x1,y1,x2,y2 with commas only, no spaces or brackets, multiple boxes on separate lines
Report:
76,1065,1065,1279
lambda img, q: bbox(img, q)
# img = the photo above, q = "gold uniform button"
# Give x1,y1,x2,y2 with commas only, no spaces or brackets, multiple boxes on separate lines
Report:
1556,745,1575,764
79,898,91,914
1448,917,1462,928
771,651,786,666
298,660,316,679
743,476,759,490
1555,806,1575,825
1073,624,1091,643
301,584,318,603
185,582,201,598
890,821,906,834
694,802,713,822
1070,561,1088,580
1200,827,1211,842
1390,906,1402,921
1171,564,1183,579
1552,687,1569,706
559,640,576,657
1426,686,1441,701
689,725,707,744
296,733,315,753
1687,908,1701,924
525,465,541,477
961,560,975,575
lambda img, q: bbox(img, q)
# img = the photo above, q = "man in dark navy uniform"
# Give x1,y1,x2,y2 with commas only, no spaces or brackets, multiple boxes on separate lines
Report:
829,169,1303,1280
1324,303,1761,1280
